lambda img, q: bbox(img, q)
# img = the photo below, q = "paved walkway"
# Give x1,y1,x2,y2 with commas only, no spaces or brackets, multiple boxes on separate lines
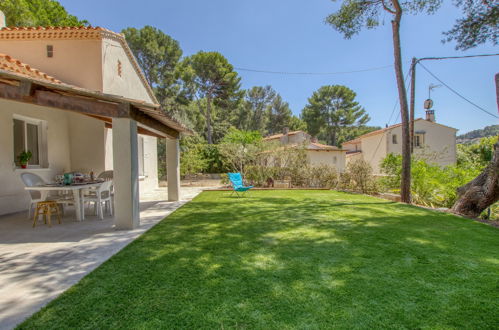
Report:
0,187,205,330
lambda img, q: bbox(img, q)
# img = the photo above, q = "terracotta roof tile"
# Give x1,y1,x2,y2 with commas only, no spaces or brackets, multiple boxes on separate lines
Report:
310,142,342,150
263,131,303,140
0,53,61,84
0,26,157,104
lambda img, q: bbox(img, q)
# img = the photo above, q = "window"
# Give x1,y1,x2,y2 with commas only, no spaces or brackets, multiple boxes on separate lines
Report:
414,134,424,148
13,115,47,167
46,45,53,58
392,134,398,144
138,135,145,176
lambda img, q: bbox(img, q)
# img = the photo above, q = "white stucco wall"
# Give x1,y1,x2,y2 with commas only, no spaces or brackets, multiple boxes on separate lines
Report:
140,135,159,191
0,36,160,198
343,141,361,152
0,39,103,90
345,152,363,167
103,129,158,192
307,150,346,172
360,133,387,174
101,38,154,103
387,120,457,167
67,113,106,174
280,132,309,145
0,99,72,215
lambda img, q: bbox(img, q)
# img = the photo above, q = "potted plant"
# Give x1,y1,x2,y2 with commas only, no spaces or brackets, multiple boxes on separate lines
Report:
18,150,32,169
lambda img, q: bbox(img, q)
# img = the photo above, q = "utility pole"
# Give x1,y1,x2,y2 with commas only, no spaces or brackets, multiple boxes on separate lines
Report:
409,54,498,154
409,57,417,154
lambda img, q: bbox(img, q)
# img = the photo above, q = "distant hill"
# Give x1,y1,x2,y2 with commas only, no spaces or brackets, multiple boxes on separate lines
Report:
457,125,499,144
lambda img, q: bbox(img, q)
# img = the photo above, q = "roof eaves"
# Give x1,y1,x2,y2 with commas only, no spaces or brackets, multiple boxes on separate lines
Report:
0,69,191,134
0,26,159,105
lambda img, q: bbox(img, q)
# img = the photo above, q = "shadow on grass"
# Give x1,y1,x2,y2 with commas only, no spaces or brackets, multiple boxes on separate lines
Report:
19,191,499,330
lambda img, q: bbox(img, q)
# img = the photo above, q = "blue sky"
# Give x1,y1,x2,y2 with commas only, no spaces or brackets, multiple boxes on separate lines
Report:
59,0,498,134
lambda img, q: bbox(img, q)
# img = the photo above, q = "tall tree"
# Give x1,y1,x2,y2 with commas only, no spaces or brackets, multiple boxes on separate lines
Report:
0,0,88,27
301,85,369,146
326,0,441,203
178,51,242,144
266,95,294,135
289,116,307,132
444,0,498,50
122,26,183,107
245,86,276,133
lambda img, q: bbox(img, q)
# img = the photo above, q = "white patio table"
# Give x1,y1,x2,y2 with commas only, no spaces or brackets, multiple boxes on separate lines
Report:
25,182,103,221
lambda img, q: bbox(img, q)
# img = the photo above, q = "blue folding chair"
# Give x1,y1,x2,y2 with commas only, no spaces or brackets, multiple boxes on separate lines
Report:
228,173,253,197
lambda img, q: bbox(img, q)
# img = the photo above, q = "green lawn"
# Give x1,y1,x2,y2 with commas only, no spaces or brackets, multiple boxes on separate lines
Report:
20,191,499,329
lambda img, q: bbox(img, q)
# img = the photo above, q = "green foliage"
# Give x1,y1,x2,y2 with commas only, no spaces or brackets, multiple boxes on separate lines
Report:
233,86,296,136
177,51,242,144
266,95,294,135
339,159,378,194
241,86,276,132
179,135,208,176
178,135,228,176
18,150,32,164
221,127,262,145
244,163,339,189
218,142,263,175
288,115,307,131
326,0,442,39
457,136,497,170
122,26,182,100
380,153,480,208
457,125,499,143
301,85,370,146
0,0,88,27
443,0,498,50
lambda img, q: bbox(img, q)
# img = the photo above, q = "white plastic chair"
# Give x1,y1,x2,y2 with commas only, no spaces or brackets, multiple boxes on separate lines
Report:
84,180,113,220
21,172,76,218
20,172,46,219
98,170,113,180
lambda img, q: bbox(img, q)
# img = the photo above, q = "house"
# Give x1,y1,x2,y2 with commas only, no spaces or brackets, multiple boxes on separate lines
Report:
263,128,347,172
0,15,188,228
342,110,457,174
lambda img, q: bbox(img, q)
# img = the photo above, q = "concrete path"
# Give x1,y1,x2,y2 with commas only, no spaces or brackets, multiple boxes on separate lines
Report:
0,187,205,330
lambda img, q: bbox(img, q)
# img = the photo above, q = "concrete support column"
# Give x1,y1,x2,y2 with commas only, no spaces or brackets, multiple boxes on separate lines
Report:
112,118,140,229
166,138,181,201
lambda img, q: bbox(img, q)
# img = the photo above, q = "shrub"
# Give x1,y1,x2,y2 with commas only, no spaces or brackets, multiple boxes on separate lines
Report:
307,164,339,188
340,159,378,194
380,153,481,208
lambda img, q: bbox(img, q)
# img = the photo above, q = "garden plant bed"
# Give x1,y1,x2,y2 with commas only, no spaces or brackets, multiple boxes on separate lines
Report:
20,191,499,329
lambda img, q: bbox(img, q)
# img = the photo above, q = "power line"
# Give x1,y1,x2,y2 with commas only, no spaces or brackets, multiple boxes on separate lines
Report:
418,62,499,119
369,66,412,163
234,64,393,76
418,53,499,62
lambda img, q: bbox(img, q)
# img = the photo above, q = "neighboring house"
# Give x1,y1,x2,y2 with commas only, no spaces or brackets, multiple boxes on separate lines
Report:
342,111,457,174
263,128,347,172
0,16,188,228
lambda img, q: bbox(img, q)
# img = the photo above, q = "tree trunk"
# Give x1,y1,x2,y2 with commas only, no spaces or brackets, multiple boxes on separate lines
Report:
451,140,499,218
450,73,499,217
391,0,411,203
331,127,337,146
206,95,213,144
409,57,417,154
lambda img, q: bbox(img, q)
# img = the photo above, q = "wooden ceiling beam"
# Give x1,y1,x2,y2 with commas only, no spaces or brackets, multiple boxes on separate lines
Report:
0,80,180,139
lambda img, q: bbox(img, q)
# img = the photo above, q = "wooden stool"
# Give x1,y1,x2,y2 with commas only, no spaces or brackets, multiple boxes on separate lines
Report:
33,201,61,227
